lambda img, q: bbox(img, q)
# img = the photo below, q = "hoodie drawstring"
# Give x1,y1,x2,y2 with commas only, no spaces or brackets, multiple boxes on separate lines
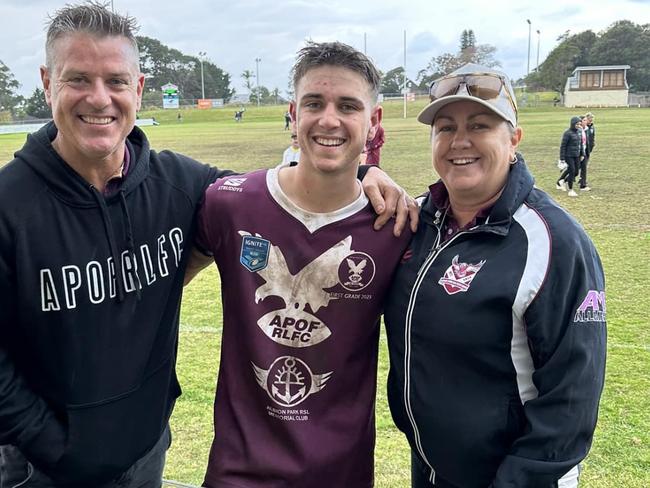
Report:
91,187,126,302
91,187,141,302
119,190,141,301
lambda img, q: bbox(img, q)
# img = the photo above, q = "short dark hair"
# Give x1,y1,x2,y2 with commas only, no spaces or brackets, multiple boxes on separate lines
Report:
292,41,381,102
45,1,139,71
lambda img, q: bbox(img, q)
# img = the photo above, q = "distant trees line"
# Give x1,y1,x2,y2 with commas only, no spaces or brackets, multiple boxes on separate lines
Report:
1,20,649,119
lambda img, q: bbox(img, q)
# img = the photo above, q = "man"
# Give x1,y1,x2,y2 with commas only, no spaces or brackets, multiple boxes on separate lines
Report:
283,110,292,130
0,4,412,487
187,42,412,488
281,132,301,163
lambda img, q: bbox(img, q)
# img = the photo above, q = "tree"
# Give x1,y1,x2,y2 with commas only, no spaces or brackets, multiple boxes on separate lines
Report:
526,30,597,92
241,70,255,93
460,29,477,51
23,87,51,119
423,31,500,79
415,68,442,91
0,60,23,114
137,36,233,102
380,67,407,94
588,21,650,91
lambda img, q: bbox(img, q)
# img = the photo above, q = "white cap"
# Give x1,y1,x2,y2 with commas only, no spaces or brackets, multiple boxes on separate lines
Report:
417,63,518,127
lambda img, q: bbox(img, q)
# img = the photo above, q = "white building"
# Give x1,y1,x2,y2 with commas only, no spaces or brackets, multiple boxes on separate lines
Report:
563,65,631,107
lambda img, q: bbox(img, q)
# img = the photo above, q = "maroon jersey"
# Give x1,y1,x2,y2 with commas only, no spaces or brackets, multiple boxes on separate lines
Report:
197,166,410,488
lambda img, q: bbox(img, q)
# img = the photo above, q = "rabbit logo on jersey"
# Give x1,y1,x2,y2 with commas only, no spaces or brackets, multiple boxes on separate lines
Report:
252,356,332,407
240,231,366,348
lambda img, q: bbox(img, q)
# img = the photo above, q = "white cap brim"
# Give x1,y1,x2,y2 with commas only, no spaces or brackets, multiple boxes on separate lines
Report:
417,94,516,127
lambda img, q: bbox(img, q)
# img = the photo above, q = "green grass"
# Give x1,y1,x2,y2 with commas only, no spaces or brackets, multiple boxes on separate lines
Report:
1,102,648,487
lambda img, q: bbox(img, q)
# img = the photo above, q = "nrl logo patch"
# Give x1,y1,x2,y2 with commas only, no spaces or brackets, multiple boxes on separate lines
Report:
240,236,270,272
438,254,486,295
252,356,332,407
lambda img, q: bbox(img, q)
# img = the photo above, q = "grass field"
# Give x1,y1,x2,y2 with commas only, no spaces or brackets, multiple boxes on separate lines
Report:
1,101,648,487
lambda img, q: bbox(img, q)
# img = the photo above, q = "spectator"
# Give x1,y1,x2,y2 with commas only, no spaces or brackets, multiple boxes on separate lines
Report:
363,123,385,165
284,110,292,130
282,133,300,163
557,116,584,197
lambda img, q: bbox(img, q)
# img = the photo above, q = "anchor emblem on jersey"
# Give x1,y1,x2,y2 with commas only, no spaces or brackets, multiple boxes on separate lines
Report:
252,356,332,407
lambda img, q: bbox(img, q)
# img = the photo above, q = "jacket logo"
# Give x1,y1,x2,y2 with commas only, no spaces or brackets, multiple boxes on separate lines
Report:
574,290,606,323
252,356,332,407
438,254,486,295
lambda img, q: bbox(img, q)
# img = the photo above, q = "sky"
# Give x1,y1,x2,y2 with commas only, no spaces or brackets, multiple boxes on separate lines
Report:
2,0,650,99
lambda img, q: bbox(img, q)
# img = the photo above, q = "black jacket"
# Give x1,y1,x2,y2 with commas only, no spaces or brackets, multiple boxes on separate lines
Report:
0,122,226,485
384,157,607,488
585,123,596,157
559,117,584,160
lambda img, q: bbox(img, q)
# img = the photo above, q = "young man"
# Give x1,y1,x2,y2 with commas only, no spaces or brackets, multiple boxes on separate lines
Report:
0,4,411,487
189,42,412,488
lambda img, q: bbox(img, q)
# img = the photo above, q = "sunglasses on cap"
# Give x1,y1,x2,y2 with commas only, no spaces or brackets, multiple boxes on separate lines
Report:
428,72,518,116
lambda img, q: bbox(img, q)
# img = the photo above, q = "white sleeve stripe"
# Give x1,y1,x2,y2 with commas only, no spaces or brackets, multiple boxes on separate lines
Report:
511,204,551,403
558,464,581,487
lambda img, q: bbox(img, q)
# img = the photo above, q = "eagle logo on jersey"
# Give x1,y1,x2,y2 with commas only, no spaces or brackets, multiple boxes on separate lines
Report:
340,252,375,291
239,231,355,347
438,254,486,295
252,356,332,407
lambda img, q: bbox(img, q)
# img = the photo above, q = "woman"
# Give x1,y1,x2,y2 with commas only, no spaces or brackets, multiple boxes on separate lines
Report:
384,64,607,488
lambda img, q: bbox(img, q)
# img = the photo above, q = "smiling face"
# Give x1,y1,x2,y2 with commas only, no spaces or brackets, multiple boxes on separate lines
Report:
290,65,381,175
41,32,144,169
432,100,522,208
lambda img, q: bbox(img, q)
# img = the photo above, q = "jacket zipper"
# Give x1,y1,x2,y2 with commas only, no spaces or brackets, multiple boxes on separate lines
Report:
402,210,476,485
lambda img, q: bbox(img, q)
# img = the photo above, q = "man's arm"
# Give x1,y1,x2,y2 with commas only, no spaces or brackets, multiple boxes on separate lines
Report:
0,250,66,470
359,166,419,237
184,246,214,285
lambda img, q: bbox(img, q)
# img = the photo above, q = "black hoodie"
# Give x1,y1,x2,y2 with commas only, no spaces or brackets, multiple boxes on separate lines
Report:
559,116,584,160
0,122,226,485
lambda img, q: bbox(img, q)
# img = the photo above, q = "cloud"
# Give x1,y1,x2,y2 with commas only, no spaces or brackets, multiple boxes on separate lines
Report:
2,0,650,97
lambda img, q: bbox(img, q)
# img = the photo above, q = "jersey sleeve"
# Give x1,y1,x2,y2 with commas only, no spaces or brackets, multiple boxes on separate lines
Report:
491,226,607,487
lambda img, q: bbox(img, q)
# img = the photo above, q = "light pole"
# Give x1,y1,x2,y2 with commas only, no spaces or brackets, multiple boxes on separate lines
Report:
198,51,206,99
255,57,261,107
403,29,407,119
536,30,541,71
526,19,532,76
